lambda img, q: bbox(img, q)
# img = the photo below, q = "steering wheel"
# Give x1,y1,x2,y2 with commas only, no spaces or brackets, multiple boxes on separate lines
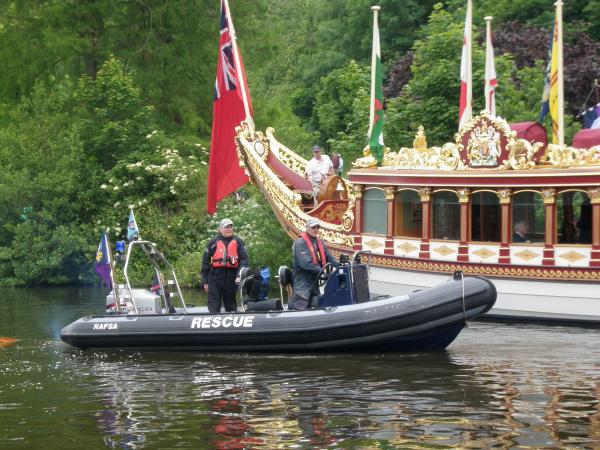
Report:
316,263,333,287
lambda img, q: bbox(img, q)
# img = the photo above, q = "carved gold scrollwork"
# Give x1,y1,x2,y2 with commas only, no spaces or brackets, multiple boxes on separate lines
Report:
364,255,600,281
503,138,540,170
237,126,353,246
240,119,256,139
438,142,465,170
497,188,511,204
384,186,396,200
418,187,431,202
374,113,600,171
352,145,378,168
543,144,600,168
457,188,470,203
544,144,579,167
588,187,600,204
342,209,355,231
381,139,464,171
413,125,427,149
351,184,364,199
340,184,357,231
582,146,600,164
541,188,556,204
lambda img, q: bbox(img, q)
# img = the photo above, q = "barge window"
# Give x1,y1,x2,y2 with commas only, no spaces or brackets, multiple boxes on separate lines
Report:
556,191,591,244
394,190,421,238
512,192,545,243
431,191,459,240
362,189,387,235
471,192,500,242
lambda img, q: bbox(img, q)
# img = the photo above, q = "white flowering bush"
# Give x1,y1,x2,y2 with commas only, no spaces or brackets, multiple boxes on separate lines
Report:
95,133,208,224
91,131,290,286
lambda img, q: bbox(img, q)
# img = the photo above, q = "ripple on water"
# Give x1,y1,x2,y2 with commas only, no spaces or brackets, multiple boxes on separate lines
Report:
1,292,600,448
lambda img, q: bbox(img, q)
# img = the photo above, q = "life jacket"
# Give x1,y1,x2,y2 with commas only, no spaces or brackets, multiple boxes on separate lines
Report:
301,233,326,268
211,238,239,268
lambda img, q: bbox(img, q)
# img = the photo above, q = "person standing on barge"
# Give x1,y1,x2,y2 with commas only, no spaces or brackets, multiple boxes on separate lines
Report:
201,218,248,313
305,145,333,205
291,218,338,310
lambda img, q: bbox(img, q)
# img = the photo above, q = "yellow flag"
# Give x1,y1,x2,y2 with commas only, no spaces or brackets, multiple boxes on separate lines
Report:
549,19,559,144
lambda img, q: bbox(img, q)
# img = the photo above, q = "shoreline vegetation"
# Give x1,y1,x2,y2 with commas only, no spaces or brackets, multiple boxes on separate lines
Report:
1,0,599,287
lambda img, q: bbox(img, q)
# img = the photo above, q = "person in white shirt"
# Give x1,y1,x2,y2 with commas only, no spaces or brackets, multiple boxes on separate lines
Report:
337,154,344,176
305,145,333,204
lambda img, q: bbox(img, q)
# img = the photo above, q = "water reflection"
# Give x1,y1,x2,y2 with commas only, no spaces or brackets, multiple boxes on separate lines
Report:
54,347,599,449
1,288,599,449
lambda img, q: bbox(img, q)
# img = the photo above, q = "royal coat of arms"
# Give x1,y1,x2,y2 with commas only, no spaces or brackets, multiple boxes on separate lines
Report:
467,125,501,167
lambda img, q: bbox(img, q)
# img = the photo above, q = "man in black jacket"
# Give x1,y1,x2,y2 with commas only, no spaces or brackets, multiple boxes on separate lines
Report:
201,218,248,313
291,218,338,310
512,220,529,243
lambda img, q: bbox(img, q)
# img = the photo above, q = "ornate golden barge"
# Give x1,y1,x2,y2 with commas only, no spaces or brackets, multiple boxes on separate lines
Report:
235,112,600,323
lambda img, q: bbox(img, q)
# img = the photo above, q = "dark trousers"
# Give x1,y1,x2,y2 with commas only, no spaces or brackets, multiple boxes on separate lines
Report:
207,268,238,313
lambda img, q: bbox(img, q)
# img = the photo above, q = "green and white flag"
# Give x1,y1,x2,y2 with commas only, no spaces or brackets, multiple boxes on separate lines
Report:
369,6,384,165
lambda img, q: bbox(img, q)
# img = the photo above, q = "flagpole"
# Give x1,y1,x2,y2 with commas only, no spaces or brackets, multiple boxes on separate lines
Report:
466,0,472,117
458,0,473,130
484,16,497,116
223,0,253,126
368,5,381,138
555,0,564,145
104,228,120,306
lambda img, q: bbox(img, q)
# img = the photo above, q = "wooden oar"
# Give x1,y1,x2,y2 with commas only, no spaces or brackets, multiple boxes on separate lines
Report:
0,337,17,348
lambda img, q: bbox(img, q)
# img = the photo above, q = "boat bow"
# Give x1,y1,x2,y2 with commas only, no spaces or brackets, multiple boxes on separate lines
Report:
235,122,354,247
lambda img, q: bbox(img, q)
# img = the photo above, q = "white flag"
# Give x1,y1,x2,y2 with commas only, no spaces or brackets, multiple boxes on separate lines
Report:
459,0,473,130
484,16,497,116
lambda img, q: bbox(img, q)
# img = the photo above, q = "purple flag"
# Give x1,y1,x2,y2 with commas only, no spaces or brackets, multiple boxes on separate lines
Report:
95,232,112,290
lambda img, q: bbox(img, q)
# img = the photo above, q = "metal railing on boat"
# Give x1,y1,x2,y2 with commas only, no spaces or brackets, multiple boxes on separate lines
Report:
123,240,188,315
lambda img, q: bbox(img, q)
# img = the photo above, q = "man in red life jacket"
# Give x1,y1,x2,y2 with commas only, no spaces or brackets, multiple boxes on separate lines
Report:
290,218,338,310
201,218,249,313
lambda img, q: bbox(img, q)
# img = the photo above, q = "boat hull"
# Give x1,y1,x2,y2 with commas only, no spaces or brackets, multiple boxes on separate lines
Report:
369,266,600,324
60,276,496,351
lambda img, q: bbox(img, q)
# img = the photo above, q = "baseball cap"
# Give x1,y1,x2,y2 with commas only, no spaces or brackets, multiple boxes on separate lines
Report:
219,218,234,228
306,218,320,228
312,145,322,153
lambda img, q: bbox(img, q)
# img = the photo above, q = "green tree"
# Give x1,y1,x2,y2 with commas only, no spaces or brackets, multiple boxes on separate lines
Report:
0,81,95,285
265,1,436,130
75,57,156,169
312,60,370,148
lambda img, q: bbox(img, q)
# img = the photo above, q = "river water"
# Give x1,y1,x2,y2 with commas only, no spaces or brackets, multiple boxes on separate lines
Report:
1,287,599,449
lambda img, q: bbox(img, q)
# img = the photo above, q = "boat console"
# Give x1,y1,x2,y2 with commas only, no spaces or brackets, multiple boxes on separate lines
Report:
318,251,371,307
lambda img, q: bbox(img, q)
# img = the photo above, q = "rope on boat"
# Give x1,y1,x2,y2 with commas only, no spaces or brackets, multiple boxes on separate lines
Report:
452,270,468,328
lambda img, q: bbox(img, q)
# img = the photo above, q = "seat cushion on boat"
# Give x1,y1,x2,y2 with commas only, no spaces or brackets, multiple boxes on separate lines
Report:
278,266,293,287
245,299,283,312
241,269,263,301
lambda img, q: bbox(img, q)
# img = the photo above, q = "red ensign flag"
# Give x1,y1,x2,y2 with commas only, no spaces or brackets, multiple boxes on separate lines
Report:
207,0,253,214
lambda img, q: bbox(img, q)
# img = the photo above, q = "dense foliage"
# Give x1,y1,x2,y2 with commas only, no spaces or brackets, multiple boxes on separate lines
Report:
0,1,598,286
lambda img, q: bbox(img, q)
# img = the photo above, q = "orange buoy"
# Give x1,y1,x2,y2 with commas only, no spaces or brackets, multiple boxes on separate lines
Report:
0,337,18,348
